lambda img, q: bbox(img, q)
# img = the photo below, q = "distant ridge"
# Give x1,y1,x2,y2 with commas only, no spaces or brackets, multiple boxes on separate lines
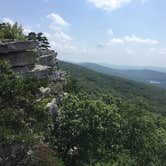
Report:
79,62,166,89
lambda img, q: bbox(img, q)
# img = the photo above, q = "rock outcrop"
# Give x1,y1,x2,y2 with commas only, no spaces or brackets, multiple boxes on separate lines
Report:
0,41,37,53
0,40,66,166
0,41,66,82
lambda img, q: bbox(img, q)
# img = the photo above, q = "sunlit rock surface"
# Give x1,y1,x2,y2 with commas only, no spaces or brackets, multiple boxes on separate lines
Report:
0,41,37,53
0,40,65,82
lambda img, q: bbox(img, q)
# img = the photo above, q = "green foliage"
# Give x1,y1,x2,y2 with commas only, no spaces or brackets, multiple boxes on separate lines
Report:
60,61,166,114
0,60,51,143
81,63,166,89
51,94,121,166
0,60,66,165
0,22,25,40
27,32,37,41
57,61,166,166
64,77,82,94
1,55,166,165
49,93,166,166
25,144,65,166
27,32,50,50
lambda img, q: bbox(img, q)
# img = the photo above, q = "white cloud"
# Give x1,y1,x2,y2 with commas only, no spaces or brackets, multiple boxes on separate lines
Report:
124,35,159,45
2,17,14,25
46,13,77,53
107,38,124,45
87,0,147,11
87,0,131,11
44,32,51,38
48,32,75,53
53,31,72,41
50,40,77,53
107,34,159,45
23,26,32,35
47,13,69,27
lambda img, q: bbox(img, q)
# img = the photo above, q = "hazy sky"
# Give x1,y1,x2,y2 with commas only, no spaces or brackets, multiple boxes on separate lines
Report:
0,0,166,67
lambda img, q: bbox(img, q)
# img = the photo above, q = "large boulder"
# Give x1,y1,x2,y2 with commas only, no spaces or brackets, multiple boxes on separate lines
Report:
0,51,37,67
0,41,37,53
38,54,58,67
27,65,52,79
45,98,59,119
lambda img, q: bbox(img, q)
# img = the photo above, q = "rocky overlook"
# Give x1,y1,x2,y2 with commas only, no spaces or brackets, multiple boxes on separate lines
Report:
0,40,65,82
0,40,66,166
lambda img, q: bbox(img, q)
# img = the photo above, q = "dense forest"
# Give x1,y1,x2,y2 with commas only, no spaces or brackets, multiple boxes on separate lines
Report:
60,61,166,114
1,22,166,166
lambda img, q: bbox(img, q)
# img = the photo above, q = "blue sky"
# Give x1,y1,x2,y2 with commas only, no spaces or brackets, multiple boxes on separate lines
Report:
0,0,166,67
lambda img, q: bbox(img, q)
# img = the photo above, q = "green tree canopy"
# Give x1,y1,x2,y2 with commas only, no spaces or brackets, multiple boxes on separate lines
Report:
27,32,50,50
0,60,50,143
0,22,25,40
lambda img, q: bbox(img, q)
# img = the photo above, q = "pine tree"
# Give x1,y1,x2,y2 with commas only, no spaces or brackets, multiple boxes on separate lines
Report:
27,32,50,50
37,32,50,50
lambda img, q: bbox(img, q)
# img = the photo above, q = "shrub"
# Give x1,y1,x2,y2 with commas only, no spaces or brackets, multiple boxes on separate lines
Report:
0,22,26,40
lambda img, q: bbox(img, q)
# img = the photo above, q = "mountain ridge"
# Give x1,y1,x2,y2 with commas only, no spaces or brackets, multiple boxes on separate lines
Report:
60,61,166,114
79,62,166,88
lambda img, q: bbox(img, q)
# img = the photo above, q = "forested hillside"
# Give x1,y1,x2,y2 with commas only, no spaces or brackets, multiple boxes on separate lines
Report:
60,61,166,114
57,61,166,165
80,63,166,88
1,21,166,166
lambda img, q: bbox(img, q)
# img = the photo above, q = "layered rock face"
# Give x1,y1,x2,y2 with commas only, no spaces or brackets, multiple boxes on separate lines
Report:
0,41,66,166
0,41,65,82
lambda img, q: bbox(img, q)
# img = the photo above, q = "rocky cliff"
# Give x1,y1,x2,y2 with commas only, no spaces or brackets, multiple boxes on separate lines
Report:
0,41,66,166
0,40,65,82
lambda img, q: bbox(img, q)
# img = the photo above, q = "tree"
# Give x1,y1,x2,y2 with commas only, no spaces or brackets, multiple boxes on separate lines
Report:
0,22,25,40
27,32,37,41
37,32,50,50
27,32,50,50
51,94,122,166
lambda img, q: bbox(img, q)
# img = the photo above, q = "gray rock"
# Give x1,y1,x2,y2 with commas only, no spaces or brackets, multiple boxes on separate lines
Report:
0,41,65,82
45,98,59,118
27,65,52,79
37,54,57,67
0,41,37,53
39,87,51,96
0,51,36,67
39,49,57,57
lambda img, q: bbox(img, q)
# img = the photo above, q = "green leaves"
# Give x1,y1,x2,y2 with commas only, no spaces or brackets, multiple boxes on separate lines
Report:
0,22,25,40
0,60,50,144
49,91,166,166
27,32,50,50
51,94,121,165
